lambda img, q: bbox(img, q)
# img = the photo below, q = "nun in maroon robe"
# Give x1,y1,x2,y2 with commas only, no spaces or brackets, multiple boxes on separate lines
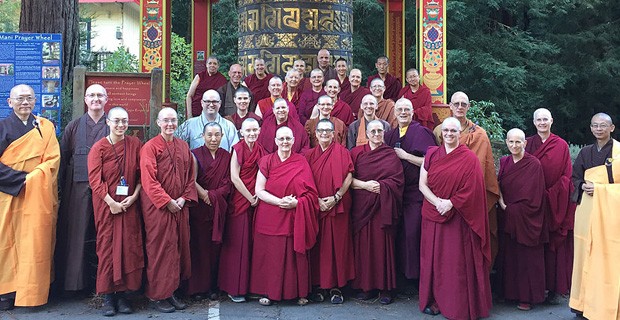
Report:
367,72,401,102
384,101,437,281
397,84,434,131
350,120,404,303
88,126,144,299
340,79,371,118
297,88,326,125
140,108,197,311
418,117,492,320
526,128,575,298
498,135,546,309
219,119,266,300
249,126,319,305
244,71,273,103
304,119,355,303
185,122,232,298
257,99,309,154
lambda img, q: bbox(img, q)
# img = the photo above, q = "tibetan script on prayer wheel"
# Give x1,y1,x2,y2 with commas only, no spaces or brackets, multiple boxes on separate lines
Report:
238,0,353,77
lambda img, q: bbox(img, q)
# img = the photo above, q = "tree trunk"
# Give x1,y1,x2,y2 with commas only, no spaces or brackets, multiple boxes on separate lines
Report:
20,0,79,86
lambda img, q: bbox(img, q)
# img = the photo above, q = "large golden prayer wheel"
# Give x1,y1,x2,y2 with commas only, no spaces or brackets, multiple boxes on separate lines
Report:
238,0,353,77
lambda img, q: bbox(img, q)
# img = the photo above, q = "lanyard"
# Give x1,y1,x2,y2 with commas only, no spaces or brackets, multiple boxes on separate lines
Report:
107,136,127,185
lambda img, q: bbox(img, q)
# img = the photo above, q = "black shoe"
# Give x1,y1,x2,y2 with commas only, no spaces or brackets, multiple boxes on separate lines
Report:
116,294,133,314
167,295,187,310
151,299,175,313
0,298,15,311
102,294,116,317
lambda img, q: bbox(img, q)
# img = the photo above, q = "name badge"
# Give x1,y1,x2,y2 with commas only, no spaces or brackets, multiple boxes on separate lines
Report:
116,185,129,196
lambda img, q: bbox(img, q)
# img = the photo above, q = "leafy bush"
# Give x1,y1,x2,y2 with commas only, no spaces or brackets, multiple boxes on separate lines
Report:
169,32,192,123
467,100,505,143
103,46,138,72
569,143,584,164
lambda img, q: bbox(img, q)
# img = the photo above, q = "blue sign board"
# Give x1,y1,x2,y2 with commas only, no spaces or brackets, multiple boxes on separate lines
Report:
0,33,63,134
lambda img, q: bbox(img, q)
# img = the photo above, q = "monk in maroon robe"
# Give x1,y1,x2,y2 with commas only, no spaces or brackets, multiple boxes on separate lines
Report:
398,68,434,130
186,57,228,118
88,107,143,315
224,87,262,131
257,98,309,154
498,128,546,310
294,59,313,93
219,118,266,302
282,69,303,106
255,77,299,121
525,108,575,300
305,119,355,304
185,122,232,300
324,79,354,126
244,58,274,103
418,117,492,319
250,126,319,306
350,120,404,304
335,57,351,93
384,99,436,282
140,108,197,313
340,69,371,117
297,69,326,125
366,57,402,102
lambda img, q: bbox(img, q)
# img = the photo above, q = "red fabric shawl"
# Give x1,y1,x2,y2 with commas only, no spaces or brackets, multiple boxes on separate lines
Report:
230,141,266,217
304,142,354,219
256,117,309,154
255,153,319,253
423,144,490,264
340,86,371,117
498,153,546,246
297,88,326,125
244,73,274,103
397,84,435,130
257,97,300,122
331,99,355,126
350,144,404,233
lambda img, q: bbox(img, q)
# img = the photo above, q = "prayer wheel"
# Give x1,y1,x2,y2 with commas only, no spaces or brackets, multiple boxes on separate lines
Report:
237,0,353,77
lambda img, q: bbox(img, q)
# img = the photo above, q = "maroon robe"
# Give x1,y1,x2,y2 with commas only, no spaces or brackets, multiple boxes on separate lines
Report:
191,70,228,117
340,86,371,117
139,136,198,300
498,153,546,304
185,146,231,295
419,145,492,320
244,73,274,103
88,135,144,294
297,89,326,125
526,133,575,295
367,73,402,102
305,142,355,289
219,141,266,296
350,144,404,292
257,117,309,154
338,76,351,94
331,100,355,126
385,122,437,280
298,77,313,93
398,85,435,130
256,97,299,121
225,112,262,131
249,153,319,301
282,85,302,106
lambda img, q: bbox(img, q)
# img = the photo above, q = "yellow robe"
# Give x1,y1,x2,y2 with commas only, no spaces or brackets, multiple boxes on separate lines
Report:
569,139,620,319
0,117,60,306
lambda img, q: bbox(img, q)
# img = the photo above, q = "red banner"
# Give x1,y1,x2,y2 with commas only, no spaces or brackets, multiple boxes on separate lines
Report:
419,0,446,104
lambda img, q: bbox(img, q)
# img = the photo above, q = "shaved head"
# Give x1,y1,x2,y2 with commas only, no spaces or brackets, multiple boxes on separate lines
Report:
592,112,613,125
506,128,526,141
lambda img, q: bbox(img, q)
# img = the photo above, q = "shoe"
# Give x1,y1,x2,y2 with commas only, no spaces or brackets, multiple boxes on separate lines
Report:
545,292,564,305
423,304,440,316
517,302,532,311
329,288,343,304
102,294,116,317
355,291,375,301
297,297,309,306
379,295,393,305
258,297,272,306
0,298,15,311
116,294,133,314
309,290,325,303
167,295,187,310
150,299,175,313
228,294,246,303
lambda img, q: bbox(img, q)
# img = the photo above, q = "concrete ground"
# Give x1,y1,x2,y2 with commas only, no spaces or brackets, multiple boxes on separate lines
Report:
1,292,576,320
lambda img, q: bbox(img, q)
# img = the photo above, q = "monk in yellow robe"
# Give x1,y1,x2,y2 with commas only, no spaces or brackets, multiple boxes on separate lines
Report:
570,113,620,319
0,84,60,309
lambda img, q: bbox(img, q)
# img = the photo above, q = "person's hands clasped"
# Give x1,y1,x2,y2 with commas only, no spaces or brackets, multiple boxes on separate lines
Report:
108,201,124,214
279,195,298,209
319,196,336,212
435,198,453,216
582,181,594,196
365,180,380,194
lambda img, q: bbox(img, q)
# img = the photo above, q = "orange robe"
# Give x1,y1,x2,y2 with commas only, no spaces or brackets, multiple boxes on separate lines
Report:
357,99,397,128
0,115,60,306
304,116,347,148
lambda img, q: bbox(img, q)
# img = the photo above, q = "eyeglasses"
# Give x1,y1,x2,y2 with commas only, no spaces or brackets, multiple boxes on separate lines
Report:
108,119,128,125
10,96,36,103
316,129,334,134
590,123,610,129
276,137,293,142
452,102,469,108
395,108,412,113
202,100,221,105
159,118,178,124
369,129,384,135
85,93,106,99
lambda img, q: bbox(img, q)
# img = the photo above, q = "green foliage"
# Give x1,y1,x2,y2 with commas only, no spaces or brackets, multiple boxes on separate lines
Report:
212,0,239,72
467,100,506,143
170,32,192,123
0,0,20,32
103,46,138,72
569,143,584,164
352,0,384,82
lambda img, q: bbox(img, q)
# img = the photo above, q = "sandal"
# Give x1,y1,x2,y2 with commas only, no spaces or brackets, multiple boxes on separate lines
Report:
517,302,532,311
310,290,325,303
423,303,440,316
297,297,309,306
329,288,343,304
258,297,272,306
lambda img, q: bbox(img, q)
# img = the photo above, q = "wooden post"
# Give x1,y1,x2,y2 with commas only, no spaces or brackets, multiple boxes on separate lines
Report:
149,68,164,139
72,65,86,121
192,0,214,75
